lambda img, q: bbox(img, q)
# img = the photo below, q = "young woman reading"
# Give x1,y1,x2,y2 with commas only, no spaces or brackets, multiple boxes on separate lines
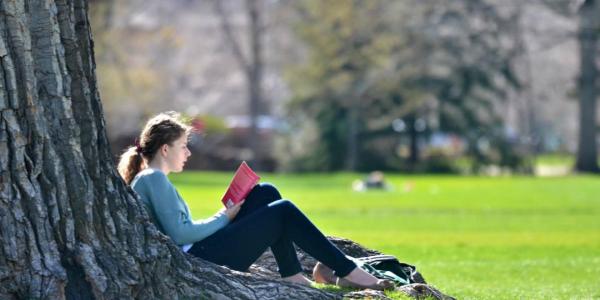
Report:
117,112,391,290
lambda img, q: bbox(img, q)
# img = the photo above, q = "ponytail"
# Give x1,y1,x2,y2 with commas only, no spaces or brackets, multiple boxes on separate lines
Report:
118,146,144,185
118,111,191,185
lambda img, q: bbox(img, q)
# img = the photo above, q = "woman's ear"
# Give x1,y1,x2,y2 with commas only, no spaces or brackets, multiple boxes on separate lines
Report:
160,144,169,157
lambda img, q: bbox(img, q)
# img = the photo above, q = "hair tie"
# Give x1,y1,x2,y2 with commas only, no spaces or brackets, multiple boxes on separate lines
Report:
134,139,143,155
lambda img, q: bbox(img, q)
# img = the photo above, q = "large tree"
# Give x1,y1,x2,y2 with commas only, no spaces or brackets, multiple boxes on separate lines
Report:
0,0,336,298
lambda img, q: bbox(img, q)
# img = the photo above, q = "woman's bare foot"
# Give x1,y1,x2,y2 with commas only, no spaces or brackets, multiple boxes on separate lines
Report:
344,267,379,286
312,262,338,284
337,267,394,290
282,273,314,286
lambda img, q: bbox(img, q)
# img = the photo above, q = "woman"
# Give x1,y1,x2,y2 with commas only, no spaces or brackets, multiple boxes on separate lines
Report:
118,112,390,290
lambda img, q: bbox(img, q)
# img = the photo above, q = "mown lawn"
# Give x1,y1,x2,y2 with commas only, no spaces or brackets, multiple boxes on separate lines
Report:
171,172,600,300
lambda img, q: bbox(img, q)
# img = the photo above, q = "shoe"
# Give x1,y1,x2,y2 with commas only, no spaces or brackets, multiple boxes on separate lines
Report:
336,277,395,291
312,262,338,284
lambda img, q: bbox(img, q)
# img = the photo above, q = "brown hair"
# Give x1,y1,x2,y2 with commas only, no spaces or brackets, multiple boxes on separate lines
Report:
118,112,192,185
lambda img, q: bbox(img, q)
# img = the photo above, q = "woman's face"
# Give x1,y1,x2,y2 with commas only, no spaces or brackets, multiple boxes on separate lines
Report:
164,134,191,173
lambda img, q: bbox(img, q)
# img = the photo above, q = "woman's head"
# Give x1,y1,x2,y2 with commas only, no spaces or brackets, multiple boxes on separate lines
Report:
118,112,192,184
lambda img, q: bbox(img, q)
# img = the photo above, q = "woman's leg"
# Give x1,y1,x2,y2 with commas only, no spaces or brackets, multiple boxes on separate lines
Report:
265,200,356,277
189,199,302,277
233,183,282,222
225,183,306,278
188,199,356,278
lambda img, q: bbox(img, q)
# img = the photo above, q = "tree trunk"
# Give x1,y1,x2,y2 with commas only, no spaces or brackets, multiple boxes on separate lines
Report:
406,113,419,168
0,0,335,298
246,0,264,171
345,96,359,171
575,0,600,173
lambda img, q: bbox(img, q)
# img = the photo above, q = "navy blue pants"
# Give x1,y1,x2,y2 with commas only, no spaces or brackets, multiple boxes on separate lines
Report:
188,183,356,277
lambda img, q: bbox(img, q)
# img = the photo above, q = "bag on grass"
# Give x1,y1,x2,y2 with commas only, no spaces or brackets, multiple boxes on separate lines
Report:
348,255,419,286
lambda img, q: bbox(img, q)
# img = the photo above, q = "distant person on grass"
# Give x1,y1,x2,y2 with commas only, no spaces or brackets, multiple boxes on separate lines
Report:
117,112,391,290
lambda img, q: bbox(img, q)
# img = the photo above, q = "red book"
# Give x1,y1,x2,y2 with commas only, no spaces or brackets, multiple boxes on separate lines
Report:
221,161,260,208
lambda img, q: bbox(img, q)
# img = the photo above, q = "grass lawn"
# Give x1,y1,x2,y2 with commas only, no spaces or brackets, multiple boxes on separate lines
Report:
170,172,600,300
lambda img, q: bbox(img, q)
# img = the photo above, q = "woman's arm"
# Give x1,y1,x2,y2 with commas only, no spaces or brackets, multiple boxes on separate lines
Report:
144,172,230,245
219,200,244,221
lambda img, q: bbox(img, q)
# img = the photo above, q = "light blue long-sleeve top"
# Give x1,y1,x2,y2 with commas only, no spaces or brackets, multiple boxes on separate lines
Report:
131,168,229,247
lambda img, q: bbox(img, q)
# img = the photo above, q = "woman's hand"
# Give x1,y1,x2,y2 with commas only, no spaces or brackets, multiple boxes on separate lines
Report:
223,200,245,221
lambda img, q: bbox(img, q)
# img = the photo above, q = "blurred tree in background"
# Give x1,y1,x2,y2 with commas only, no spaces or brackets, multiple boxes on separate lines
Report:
282,0,524,172
574,0,600,172
214,0,268,170
282,1,395,171
539,0,600,173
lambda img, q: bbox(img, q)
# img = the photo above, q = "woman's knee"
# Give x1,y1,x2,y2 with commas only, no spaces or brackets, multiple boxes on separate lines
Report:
269,199,298,214
258,182,282,200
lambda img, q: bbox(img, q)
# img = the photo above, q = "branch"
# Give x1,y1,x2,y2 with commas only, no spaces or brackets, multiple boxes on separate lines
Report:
213,0,250,73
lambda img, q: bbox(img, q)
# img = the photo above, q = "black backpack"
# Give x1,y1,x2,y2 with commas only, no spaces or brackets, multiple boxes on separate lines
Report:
348,255,421,286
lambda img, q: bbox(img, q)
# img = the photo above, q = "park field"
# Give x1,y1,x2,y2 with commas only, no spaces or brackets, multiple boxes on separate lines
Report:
170,172,600,300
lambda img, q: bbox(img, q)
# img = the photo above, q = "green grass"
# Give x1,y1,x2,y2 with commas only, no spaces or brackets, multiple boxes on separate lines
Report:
170,172,600,300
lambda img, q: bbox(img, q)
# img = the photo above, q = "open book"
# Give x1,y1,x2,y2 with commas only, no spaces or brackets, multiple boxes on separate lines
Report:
221,161,260,208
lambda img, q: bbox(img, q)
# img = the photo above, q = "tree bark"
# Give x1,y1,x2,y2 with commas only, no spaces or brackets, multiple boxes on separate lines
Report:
0,0,335,298
575,0,600,173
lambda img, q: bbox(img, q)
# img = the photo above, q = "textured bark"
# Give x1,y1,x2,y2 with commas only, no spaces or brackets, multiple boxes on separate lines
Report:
575,0,600,173
0,0,336,299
